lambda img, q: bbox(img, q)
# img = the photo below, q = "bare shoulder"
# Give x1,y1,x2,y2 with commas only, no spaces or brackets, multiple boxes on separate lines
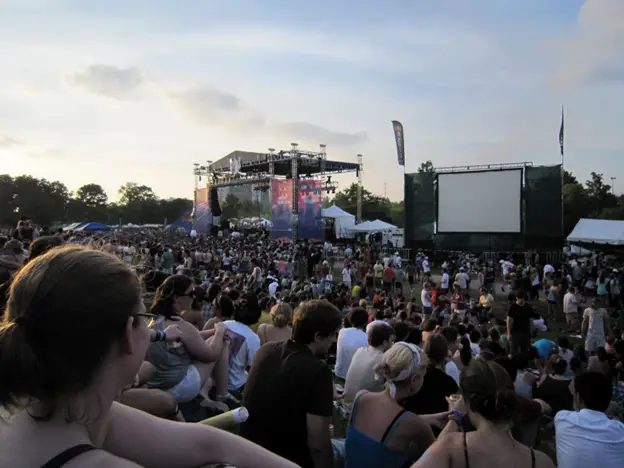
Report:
534,449,556,468
64,449,142,468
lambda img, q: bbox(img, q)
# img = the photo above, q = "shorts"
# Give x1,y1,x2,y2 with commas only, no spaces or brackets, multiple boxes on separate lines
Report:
586,334,606,354
169,365,201,403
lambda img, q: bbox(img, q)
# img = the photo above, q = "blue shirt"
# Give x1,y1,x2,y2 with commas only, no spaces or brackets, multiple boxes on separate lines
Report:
533,339,557,360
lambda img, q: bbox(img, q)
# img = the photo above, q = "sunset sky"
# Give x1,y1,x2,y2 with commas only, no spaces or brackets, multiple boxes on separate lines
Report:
0,0,623,201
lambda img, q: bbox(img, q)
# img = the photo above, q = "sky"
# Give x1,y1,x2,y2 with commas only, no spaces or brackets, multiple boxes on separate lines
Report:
1,0,623,201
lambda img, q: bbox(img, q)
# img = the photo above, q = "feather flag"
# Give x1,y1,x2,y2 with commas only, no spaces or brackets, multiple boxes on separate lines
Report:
391,120,405,166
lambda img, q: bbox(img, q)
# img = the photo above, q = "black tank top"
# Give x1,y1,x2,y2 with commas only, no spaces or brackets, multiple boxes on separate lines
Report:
463,432,535,468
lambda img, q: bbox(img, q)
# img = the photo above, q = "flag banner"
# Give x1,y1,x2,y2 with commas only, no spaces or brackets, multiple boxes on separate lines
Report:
271,179,293,241
192,187,211,233
392,120,405,166
297,179,323,240
559,107,564,156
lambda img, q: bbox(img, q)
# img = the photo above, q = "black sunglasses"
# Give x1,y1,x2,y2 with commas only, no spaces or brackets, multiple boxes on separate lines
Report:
134,312,158,327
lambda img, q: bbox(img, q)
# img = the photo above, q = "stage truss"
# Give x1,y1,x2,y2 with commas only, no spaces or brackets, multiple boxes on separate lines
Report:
193,143,362,241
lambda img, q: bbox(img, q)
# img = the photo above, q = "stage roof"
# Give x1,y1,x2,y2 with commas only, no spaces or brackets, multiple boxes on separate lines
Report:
210,150,359,176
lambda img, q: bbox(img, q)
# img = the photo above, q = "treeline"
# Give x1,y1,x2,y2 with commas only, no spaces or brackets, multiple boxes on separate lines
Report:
0,175,192,227
2,164,623,233
563,171,624,233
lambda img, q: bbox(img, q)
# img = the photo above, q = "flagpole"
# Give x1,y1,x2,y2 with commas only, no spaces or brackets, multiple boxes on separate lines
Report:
560,106,565,238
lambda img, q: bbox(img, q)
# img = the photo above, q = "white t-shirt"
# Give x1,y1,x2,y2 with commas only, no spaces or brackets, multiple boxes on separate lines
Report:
501,260,514,276
268,281,279,297
342,268,352,284
556,409,624,468
421,289,432,308
455,272,469,290
383,257,391,268
343,347,385,411
422,259,431,273
445,360,460,386
335,328,368,379
223,320,261,391
441,273,450,289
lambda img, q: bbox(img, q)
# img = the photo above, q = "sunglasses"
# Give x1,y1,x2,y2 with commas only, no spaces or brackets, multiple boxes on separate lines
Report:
134,312,158,328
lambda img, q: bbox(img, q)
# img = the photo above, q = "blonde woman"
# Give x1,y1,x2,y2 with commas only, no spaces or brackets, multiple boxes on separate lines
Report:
257,303,293,345
339,342,454,468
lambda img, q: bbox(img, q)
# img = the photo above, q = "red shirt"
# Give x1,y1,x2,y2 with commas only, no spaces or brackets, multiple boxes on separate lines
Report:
383,267,394,283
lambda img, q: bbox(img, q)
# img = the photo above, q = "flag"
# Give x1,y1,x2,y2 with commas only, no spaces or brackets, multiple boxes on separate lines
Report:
559,107,564,157
391,120,405,166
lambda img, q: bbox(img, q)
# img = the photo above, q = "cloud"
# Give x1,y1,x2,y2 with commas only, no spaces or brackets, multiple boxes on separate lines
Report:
169,86,262,127
271,122,366,146
0,134,23,148
68,64,144,99
170,85,366,146
28,148,65,159
552,0,624,86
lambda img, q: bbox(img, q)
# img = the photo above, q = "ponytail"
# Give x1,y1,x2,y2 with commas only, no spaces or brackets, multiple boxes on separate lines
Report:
0,322,46,414
460,336,472,367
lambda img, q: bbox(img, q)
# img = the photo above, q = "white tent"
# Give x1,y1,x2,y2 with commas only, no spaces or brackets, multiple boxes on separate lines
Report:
322,204,353,219
321,204,355,238
567,218,624,245
351,219,398,233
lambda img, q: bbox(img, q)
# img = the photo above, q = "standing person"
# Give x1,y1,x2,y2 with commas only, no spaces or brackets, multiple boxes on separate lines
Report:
421,282,433,318
563,286,581,333
506,290,538,355
440,268,450,295
240,300,343,468
582,298,610,354
383,263,395,295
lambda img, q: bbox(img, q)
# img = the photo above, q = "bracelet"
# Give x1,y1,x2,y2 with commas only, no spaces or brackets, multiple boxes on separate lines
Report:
151,330,163,342
161,331,167,341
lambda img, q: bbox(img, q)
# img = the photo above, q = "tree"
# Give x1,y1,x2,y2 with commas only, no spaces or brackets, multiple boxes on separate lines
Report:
159,198,193,225
584,172,617,216
418,160,435,173
563,170,577,185
76,184,108,207
118,182,156,205
333,183,404,227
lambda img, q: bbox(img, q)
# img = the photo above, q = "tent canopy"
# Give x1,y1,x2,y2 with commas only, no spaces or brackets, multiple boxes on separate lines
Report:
63,222,86,231
350,219,397,233
322,204,355,219
75,222,112,232
567,218,624,246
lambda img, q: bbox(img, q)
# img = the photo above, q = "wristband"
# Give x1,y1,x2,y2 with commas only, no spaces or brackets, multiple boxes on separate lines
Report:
161,331,167,341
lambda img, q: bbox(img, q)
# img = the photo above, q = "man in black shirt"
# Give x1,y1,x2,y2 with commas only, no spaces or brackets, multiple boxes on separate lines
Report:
506,290,539,354
240,300,342,468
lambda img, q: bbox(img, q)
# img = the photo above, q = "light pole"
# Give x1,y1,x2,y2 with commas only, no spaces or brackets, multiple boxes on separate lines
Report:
611,177,616,194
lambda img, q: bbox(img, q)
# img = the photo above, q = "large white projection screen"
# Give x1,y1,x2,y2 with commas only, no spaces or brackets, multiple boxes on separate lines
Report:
437,170,522,233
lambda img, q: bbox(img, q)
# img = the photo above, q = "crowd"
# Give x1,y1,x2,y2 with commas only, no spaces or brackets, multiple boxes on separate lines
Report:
0,221,623,467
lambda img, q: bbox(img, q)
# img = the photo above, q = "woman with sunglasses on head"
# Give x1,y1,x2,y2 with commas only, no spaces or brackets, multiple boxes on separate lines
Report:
0,246,298,468
146,275,238,411
338,342,453,467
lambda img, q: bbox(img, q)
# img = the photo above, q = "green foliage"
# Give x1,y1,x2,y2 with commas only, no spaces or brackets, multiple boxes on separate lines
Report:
1,161,622,234
0,174,192,227
563,171,623,233
327,183,404,228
